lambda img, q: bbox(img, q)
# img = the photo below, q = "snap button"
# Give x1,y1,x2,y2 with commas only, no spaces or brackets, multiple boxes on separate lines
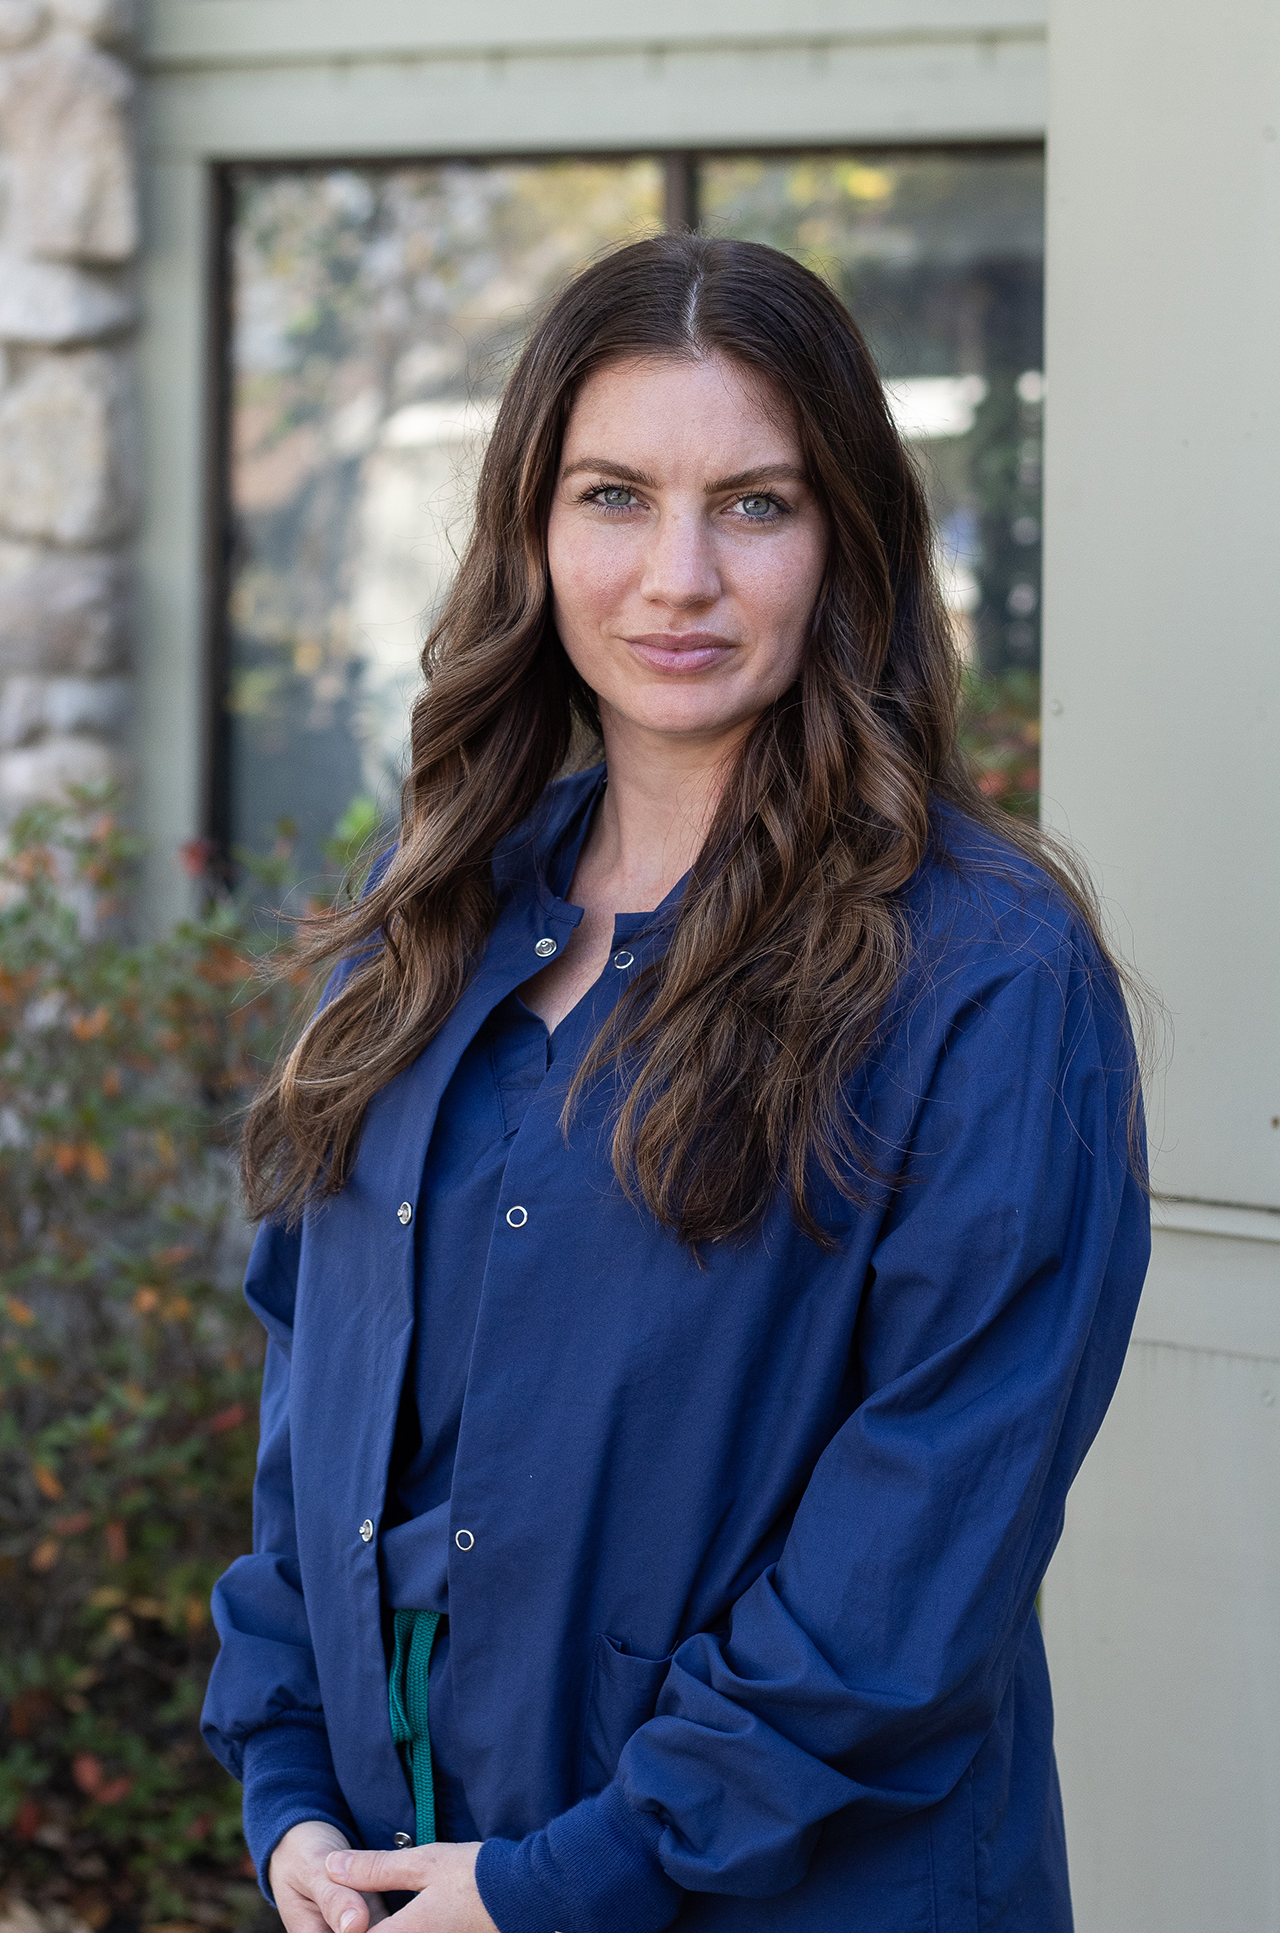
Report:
455,1528,475,1551
506,1205,528,1228
534,937,557,958
359,1519,374,1543
613,950,635,969
393,1831,412,1848
397,1202,412,1226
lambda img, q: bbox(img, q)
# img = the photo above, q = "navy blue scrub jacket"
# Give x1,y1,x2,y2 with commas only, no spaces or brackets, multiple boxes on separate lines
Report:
202,767,1150,1933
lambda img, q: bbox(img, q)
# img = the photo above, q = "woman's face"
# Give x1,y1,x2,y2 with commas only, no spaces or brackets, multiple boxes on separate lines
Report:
547,353,828,752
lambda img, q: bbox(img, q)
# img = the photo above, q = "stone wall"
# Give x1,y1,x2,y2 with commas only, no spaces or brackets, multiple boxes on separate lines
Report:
0,0,137,817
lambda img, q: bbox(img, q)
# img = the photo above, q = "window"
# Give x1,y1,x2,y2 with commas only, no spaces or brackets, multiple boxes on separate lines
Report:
215,146,1043,894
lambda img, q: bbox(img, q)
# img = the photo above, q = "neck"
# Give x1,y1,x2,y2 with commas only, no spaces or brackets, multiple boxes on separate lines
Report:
575,713,748,913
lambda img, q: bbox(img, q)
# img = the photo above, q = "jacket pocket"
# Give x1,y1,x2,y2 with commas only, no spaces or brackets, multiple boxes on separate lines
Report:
579,1633,673,1796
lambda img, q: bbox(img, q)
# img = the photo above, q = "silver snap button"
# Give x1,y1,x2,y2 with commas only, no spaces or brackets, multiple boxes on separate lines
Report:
359,1519,374,1543
397,1202,412,1226
613,950,635,969
455,1528,475,1551
534,936,557,958
506,1205,528,1228
394,1832,412,1848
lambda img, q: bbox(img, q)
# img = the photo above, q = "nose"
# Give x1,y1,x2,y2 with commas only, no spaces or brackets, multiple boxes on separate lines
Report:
639,505,721,613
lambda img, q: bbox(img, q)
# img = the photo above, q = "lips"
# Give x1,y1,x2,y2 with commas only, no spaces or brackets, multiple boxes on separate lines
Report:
623,633,735,673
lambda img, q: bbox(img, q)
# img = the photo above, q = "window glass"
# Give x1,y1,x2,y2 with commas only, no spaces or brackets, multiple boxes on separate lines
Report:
701,151,1045,812
220,147,1044,893
224,160,663,890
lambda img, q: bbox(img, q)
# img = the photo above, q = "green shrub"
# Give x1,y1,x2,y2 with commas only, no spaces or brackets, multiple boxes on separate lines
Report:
0,801,300,1928
959,665,1041,818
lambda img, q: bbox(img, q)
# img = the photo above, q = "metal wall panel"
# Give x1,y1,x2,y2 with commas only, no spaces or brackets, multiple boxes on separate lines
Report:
1041,0,1280,1919
1039,0,1280,1212
1047,1232,1280,1929
146,0,1048,68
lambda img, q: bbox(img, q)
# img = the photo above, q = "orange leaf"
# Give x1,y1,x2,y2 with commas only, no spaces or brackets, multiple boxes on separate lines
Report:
70,1007,110,1042
95,1775,133,1805
104,1519,127,1564
101,1067,122,1097
155,1244,195,1267
82,1145,110,1185
53,1144,79,1177
208,1402,247,1435
72,1753,104,1794
32,1462,64,1500
132,1286,160,1314
5,1294,34,1325
30,1538,60,1573
53,1510,92,1535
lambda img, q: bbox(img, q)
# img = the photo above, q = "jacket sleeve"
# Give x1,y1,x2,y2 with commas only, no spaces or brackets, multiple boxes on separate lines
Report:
200,1218,357,1882
475,938,1151,1933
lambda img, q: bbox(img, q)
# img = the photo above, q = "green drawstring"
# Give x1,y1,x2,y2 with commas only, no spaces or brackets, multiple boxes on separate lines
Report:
388,1607,441,1845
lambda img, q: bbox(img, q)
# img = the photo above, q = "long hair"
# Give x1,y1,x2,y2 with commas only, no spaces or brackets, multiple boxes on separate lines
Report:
241,233,1137,1243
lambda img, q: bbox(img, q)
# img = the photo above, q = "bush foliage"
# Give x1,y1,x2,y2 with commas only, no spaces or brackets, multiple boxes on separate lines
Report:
0,803,300,1928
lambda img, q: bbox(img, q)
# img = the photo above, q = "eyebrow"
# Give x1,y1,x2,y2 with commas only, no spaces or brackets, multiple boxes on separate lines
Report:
560,458,808,493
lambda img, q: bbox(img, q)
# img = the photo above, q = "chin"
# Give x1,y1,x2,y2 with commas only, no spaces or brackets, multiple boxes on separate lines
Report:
631,703,749,739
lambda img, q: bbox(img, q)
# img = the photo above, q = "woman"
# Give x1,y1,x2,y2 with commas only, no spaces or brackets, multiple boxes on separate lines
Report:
203,235,1149,1933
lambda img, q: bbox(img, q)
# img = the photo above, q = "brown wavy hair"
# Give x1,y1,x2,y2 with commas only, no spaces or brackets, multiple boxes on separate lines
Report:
241,233,1135,1244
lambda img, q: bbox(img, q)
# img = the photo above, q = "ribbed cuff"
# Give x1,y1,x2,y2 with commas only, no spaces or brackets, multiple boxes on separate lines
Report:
240,1712,358,1900
475,1781,683,1933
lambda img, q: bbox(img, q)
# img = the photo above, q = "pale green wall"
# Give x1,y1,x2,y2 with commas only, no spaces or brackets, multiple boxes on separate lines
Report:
1039,0,1280,1924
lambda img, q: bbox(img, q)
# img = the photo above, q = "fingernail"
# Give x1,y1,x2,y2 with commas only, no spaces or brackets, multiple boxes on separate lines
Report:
339,1914,356,1933
327,1851,352,1877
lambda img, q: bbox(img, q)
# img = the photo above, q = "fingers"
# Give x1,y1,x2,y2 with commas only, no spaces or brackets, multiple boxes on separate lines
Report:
268,1823,371,1933
272,1898,332,1933
313,1878,372,1933
276,1871,369,1933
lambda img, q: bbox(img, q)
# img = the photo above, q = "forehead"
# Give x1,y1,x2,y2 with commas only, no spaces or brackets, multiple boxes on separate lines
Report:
562,353,800,465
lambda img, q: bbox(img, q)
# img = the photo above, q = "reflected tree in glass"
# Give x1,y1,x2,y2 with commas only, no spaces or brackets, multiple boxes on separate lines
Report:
226,159,663,893
700,151,1045,813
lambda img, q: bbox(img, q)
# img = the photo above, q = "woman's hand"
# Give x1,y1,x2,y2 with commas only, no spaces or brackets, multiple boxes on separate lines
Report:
270,1820,389,1933
325,1845,498,1933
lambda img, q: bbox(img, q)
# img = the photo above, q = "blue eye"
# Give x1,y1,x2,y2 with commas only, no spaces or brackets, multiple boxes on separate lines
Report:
738,494,778,519
594,486,636,509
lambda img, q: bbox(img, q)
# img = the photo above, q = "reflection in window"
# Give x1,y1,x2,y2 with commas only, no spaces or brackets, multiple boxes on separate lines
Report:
224,160,663,890
219,148,1044,893
701,150,1045,813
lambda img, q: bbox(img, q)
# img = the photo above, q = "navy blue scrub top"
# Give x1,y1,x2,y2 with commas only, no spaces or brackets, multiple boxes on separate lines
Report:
203,765,1150,1933
379,787,683,1839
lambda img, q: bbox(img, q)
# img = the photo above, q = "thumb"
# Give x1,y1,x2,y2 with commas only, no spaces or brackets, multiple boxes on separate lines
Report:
327,1846,431,1892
